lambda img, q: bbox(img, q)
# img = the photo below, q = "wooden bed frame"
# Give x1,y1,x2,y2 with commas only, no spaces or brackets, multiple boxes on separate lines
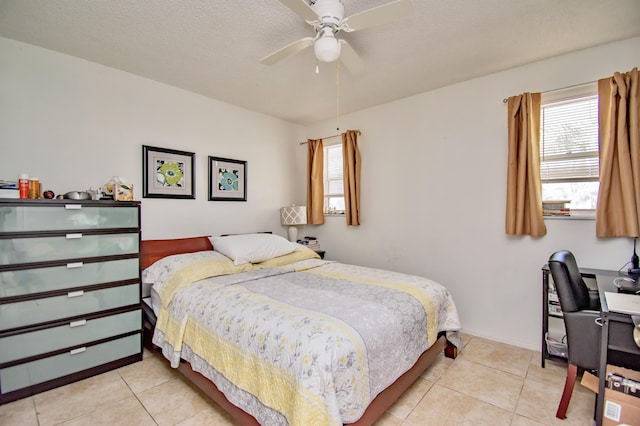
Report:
140,236,458,426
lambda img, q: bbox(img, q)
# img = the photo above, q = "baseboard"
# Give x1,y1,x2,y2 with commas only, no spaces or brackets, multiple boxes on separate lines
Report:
460,328,539,352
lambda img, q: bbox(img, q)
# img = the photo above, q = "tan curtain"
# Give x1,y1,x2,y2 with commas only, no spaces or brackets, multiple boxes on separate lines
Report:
306,139,325,224
342,130,361,226
596,67,640,237
505,92,547,236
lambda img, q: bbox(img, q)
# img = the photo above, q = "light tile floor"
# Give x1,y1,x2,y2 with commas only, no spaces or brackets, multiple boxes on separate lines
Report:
0,333,596,425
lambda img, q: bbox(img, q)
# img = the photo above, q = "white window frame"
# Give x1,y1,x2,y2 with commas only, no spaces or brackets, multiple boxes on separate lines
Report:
540,83,599,219
324,143,345,215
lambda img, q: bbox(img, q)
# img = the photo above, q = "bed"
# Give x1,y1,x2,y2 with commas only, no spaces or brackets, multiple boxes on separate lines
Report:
140,234,461,425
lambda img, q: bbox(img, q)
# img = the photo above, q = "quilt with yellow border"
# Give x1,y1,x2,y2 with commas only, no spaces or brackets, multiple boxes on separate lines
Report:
148,253,461,426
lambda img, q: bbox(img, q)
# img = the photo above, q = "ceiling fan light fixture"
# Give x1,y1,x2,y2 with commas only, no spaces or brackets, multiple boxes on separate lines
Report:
314,35,340,63
262,0,415,73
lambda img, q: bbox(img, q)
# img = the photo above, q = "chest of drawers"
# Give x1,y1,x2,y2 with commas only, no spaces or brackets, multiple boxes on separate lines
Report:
0,199,142,404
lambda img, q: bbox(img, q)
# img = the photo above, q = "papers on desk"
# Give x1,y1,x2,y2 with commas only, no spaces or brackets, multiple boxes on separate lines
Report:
605,292,640,315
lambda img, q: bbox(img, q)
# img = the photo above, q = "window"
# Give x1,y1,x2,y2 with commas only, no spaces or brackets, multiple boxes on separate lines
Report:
324,144,344,214
540,84,599,210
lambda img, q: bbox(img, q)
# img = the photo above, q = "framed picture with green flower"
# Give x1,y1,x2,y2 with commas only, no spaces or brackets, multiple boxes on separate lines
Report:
142,145,195,199
208,156,247,201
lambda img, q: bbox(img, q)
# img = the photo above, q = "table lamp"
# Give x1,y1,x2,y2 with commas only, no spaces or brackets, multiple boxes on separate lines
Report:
281,205,307,242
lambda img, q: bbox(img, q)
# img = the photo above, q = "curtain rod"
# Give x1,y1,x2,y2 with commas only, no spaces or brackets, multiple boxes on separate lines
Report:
502,80,597,103
299,130,361,145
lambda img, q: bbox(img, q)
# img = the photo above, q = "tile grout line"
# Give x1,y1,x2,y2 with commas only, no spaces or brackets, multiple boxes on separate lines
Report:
437,338,541,418
31,396,41,426
116,370,160,426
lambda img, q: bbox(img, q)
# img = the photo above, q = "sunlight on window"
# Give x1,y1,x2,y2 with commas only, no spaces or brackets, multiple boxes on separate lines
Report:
541,182,600,209
540,89,599,210
324,144,344,213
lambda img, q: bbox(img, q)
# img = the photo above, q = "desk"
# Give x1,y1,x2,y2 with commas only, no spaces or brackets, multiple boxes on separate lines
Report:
595,274,640,426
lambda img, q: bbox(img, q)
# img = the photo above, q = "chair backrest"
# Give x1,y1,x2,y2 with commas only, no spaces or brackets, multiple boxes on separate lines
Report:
548,250,592,313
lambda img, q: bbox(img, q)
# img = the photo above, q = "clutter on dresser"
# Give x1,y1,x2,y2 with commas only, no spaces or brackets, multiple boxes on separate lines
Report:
114,183,133,201
1,174,134,201
0,180,19,198
4,174,49,199
18,174,28,198
28,178,41,199
13,174,42,199
87,187,101,200
16,174,42,199
103,176,133,201
2,176,44,199
62,191,92,200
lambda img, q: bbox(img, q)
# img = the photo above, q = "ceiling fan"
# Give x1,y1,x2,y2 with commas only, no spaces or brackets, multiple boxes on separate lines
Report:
260,0,414,75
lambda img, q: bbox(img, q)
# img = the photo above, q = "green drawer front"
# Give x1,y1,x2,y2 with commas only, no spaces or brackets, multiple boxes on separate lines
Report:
0,233,139,266
0,309,141,364
0,284,139,330
0,333,140,393
0,258,139,299
0,205,138,232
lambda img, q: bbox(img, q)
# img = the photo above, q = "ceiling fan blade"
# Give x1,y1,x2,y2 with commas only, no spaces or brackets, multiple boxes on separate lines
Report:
342,0,414,32
260,37,315,65
277,0,318,22
338,40,365,75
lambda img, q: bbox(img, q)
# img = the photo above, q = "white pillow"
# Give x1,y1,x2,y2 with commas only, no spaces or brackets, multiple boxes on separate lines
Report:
210,233,297,265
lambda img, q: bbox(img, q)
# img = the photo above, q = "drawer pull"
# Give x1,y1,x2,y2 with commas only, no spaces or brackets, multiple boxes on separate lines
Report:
66,233,83,240
64,204,82,210
70,347,86,355
67,290,84,298
66,262,84,269
70,319,87,328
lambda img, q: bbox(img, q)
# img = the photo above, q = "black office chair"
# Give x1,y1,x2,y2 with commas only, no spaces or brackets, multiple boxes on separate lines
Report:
548,250,601,420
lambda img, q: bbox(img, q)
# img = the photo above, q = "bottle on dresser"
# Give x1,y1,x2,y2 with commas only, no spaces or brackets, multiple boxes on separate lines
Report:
18,173,29,199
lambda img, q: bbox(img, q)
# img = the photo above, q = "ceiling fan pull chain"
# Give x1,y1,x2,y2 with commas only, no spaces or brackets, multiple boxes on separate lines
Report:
336,61,340,131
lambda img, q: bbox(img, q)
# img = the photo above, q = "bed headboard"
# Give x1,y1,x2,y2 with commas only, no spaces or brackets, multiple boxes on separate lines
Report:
140,236,212,269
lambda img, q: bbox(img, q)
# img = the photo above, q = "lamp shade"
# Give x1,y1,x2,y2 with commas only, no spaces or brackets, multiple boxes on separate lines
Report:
281,206,307,225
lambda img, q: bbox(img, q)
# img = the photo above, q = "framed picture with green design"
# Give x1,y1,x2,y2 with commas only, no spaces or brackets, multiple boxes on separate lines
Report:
142,145,195,199
208,156,247,201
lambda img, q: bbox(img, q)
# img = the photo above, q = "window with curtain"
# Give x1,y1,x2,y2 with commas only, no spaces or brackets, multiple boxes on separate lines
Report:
324,143,344,214
540,84,599,210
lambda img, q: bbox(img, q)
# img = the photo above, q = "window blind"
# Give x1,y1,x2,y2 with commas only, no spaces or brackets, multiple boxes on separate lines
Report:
325,144,343,196
540,95,599,182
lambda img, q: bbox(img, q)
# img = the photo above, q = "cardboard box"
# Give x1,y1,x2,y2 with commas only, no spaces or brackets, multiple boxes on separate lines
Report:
582,365,640,425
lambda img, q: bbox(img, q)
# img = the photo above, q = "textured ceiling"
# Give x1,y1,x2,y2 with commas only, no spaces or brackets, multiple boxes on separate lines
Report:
1,0,639,125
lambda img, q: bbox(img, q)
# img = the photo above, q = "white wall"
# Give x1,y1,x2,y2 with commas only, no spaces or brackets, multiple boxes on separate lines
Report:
0,37,305,240
299,37,640,350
